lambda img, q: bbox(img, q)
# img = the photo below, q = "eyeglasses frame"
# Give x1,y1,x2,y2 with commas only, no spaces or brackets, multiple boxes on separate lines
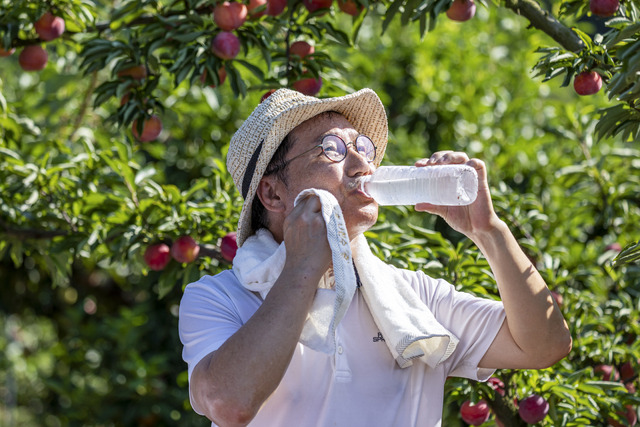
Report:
271,134,376,176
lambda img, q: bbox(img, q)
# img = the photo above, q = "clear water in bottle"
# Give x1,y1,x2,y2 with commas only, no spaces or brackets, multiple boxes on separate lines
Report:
360,165,478,206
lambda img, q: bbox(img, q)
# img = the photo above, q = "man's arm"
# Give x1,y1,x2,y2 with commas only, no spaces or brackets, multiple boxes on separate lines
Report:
472,220,572,369
190,195,331,426
415,152,572,370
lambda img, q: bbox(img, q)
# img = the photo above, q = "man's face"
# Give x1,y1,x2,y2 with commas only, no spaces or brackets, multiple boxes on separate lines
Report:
281,113,379,239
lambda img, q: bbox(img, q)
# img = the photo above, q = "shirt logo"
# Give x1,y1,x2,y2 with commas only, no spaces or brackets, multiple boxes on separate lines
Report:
373,332,385,343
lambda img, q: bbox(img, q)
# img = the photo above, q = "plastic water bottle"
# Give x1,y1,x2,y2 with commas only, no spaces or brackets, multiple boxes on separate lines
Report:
360,165,478,206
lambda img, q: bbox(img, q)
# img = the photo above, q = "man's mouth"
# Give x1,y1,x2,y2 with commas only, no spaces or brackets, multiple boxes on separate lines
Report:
348,177,372,199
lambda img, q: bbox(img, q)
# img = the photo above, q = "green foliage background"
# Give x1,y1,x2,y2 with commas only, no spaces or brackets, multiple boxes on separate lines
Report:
1,1,639,426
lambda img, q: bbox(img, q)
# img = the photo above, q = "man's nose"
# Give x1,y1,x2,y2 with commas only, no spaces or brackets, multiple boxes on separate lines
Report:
344,145,374,175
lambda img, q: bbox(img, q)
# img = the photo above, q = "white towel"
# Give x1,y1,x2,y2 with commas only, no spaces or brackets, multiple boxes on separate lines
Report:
232,188,458,368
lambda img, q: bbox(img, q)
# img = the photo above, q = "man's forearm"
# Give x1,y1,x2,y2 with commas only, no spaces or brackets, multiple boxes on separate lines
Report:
192,266,321,426
472,220,572,367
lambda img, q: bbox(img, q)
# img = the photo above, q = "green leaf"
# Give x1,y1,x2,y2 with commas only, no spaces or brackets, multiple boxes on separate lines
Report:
184,179,210,200
583,381,628,391
171,31,207,43
134,165,157,185
383,0,406,35
226,63,247,98
613,240,640,266
572,27,594,50
0,147,21,161
318,22,352,46
235,59,265,80
401,0,422,25
605,22,640,47
577,383,605,395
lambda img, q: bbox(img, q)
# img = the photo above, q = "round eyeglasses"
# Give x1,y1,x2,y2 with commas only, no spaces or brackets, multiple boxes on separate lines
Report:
282,134,377,169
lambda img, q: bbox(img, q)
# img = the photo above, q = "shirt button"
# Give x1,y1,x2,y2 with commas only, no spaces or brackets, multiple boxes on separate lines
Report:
337,346,344,354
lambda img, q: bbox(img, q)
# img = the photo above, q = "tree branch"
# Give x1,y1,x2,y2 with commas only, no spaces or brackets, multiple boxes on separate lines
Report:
502,0,585,52
69,71,99,141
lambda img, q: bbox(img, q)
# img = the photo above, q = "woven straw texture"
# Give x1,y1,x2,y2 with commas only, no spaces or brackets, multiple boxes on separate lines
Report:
227,88,388,246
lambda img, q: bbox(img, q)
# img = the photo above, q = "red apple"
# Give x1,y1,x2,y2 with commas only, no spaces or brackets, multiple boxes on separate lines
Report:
519,394,549,424
117,65,147,80
624,405,637,427
132,115,163,142
338,0,363,15
595,364,620,381
0,46,15,57
446,0,476,21
211,31,241,60
266,0,287,15
590,0,619,16
34,12,65,41
171,236,200,264
460,400,491,426
261,89,277,103
574,71,602,96
248,0,267,17
290,41,315,58
488,377,506,396
18,45,48,71
293,75,322,96
303,0,333,13
213,2,248,31
144,243,171,271
200,67,228,87
608,405,638,427
620,361,636,382
221,232,238,262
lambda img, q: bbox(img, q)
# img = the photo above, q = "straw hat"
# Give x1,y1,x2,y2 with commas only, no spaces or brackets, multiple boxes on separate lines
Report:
227,88,388,246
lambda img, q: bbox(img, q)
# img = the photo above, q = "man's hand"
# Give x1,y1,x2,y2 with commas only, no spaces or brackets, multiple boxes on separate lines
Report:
282,194,332,279
414,151,572,370
414,151,504,238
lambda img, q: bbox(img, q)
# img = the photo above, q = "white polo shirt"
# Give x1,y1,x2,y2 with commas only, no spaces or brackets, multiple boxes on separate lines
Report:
179,268,505,427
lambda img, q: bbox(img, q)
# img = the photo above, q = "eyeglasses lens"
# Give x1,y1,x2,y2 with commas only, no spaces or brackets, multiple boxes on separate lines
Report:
321,134,375,163
321,135,346,162
356,135,376,162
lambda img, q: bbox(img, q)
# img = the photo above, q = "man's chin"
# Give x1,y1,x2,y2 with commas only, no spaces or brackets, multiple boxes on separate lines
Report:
346,209,378,239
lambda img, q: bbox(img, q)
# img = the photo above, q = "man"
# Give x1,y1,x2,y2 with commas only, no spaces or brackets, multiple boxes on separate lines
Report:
179,88,572,426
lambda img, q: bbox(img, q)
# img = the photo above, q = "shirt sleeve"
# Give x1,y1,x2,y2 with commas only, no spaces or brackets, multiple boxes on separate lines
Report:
179,272,262,417
404,269,506,381
178,271,260,380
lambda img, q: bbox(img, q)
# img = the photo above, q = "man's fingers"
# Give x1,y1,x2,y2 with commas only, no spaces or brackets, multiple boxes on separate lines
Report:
296,193,322,214
286,194,325,233
292,193,321,216
416,151,470,167
415,202,444,215
436,151,469,164
465,158,488,182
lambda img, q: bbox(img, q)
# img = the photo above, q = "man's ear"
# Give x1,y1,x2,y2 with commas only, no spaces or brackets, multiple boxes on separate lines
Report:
256,175,286,213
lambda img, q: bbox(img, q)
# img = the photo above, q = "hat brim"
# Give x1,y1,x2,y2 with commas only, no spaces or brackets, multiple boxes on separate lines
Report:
233,88,388,246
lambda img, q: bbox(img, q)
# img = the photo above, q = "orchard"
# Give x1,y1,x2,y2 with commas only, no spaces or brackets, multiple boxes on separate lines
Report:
1,0,639,426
